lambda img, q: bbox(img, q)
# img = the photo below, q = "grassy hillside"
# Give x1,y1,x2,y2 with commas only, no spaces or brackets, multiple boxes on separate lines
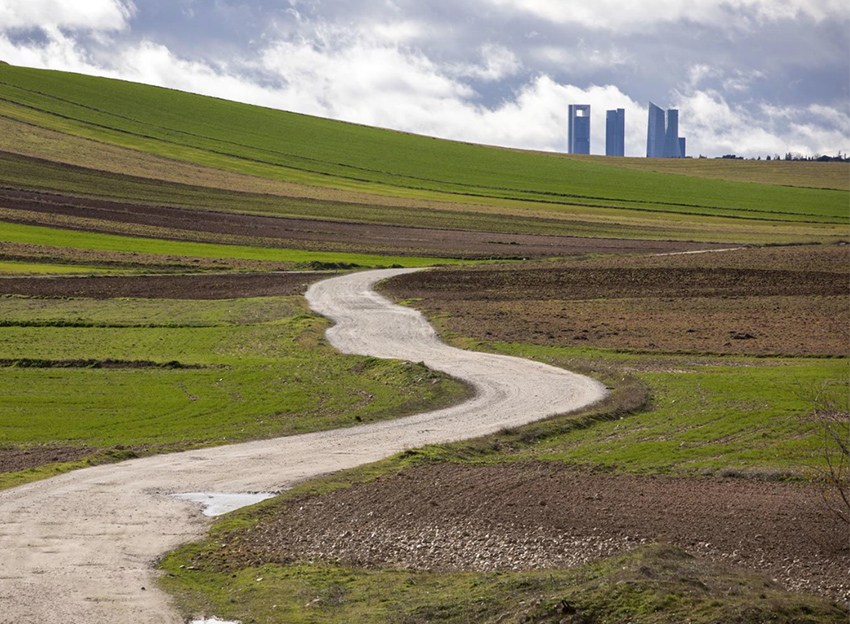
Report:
573,154,850,190
0,65,847,232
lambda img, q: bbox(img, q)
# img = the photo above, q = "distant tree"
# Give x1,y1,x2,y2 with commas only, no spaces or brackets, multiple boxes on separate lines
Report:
766,155,771,161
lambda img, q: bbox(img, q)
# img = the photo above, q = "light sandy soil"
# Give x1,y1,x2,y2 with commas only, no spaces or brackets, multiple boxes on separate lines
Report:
0,268,606,624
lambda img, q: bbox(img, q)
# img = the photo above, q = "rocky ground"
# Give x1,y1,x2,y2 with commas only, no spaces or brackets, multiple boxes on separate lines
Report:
221,462,849,603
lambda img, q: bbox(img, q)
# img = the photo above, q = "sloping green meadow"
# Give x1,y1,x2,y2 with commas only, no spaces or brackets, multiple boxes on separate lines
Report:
1,64,846,225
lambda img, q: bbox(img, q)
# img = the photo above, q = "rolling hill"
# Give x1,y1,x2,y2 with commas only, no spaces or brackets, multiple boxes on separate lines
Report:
0,63,847,261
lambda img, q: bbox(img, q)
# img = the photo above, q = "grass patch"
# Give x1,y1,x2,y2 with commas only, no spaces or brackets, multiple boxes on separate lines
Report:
571,153,850,191
0,260,122,274
0,295,471,488
435,341,849,476
160,541,846,624
0,221,458,267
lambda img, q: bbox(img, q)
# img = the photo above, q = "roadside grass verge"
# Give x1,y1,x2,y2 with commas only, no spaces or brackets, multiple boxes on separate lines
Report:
160,543,845,624
0,295,471,490
0,221,458,268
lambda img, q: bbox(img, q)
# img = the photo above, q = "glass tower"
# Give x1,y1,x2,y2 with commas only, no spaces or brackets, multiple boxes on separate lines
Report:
647,102,685,158
606,108,625,157
568,104,591,154
646,102,666,158
663,109,682,158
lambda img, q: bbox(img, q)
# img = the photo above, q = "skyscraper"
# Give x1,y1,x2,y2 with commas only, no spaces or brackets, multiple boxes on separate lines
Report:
646,102,666,158
568,104,591,154
678,137,687,158
663,109,682,158
646,102,685,158
606,108,625,157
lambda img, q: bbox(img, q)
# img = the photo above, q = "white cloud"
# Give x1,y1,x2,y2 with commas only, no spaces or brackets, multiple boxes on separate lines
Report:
449,44,523,82
0,0,136,32
673,90,849,157
369,20,428,44
532,44,632,74
481,0,850,32
688,64,722,88
686,64,765,94
0,10,844,160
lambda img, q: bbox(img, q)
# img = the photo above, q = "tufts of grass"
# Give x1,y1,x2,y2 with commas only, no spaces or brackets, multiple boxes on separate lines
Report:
159,542,847,624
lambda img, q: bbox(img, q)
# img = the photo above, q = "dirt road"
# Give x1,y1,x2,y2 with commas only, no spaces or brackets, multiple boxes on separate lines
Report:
0,268,605,624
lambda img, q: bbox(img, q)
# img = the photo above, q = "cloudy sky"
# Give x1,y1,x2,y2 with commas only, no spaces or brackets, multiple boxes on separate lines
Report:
0,0,848,158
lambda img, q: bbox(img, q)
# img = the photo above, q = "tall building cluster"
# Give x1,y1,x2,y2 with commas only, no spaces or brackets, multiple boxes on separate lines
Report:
567,102,686,158
646,102,685,158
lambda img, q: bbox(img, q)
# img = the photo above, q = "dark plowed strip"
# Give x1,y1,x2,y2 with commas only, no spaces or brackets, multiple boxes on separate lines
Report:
0,187,726,258
229,462,849,601
0,358,202,369
388,266,849,300
0,446,96,473
0,271,332,299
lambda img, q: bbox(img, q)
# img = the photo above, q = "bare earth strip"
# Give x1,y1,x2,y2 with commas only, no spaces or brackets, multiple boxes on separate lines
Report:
0,268,605,624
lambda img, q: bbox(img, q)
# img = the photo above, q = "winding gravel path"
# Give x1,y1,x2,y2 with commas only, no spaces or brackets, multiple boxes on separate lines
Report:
0,268,606,624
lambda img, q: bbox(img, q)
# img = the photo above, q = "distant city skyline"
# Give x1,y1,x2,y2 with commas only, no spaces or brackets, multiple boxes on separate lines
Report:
571,102,684,159
0,0,846,157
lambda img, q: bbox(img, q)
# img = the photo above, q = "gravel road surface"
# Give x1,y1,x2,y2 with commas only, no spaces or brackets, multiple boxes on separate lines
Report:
0,268,605,624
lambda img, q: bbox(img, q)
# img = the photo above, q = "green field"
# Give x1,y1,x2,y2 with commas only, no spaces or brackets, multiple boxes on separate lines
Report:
0,221,457,268
1,63,847,623
1,65,847,234
0,260,121,275
0,295,470,489
452,342,848,476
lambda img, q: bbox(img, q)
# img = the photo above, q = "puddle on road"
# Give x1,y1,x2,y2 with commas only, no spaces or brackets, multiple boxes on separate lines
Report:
177,494,271,623
173,491,276,517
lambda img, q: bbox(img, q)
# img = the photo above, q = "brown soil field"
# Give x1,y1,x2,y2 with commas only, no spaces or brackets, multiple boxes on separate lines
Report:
0,188,725,259
219,462,849,601
0,271,333,299
382,245,850,356
0,445,95,473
